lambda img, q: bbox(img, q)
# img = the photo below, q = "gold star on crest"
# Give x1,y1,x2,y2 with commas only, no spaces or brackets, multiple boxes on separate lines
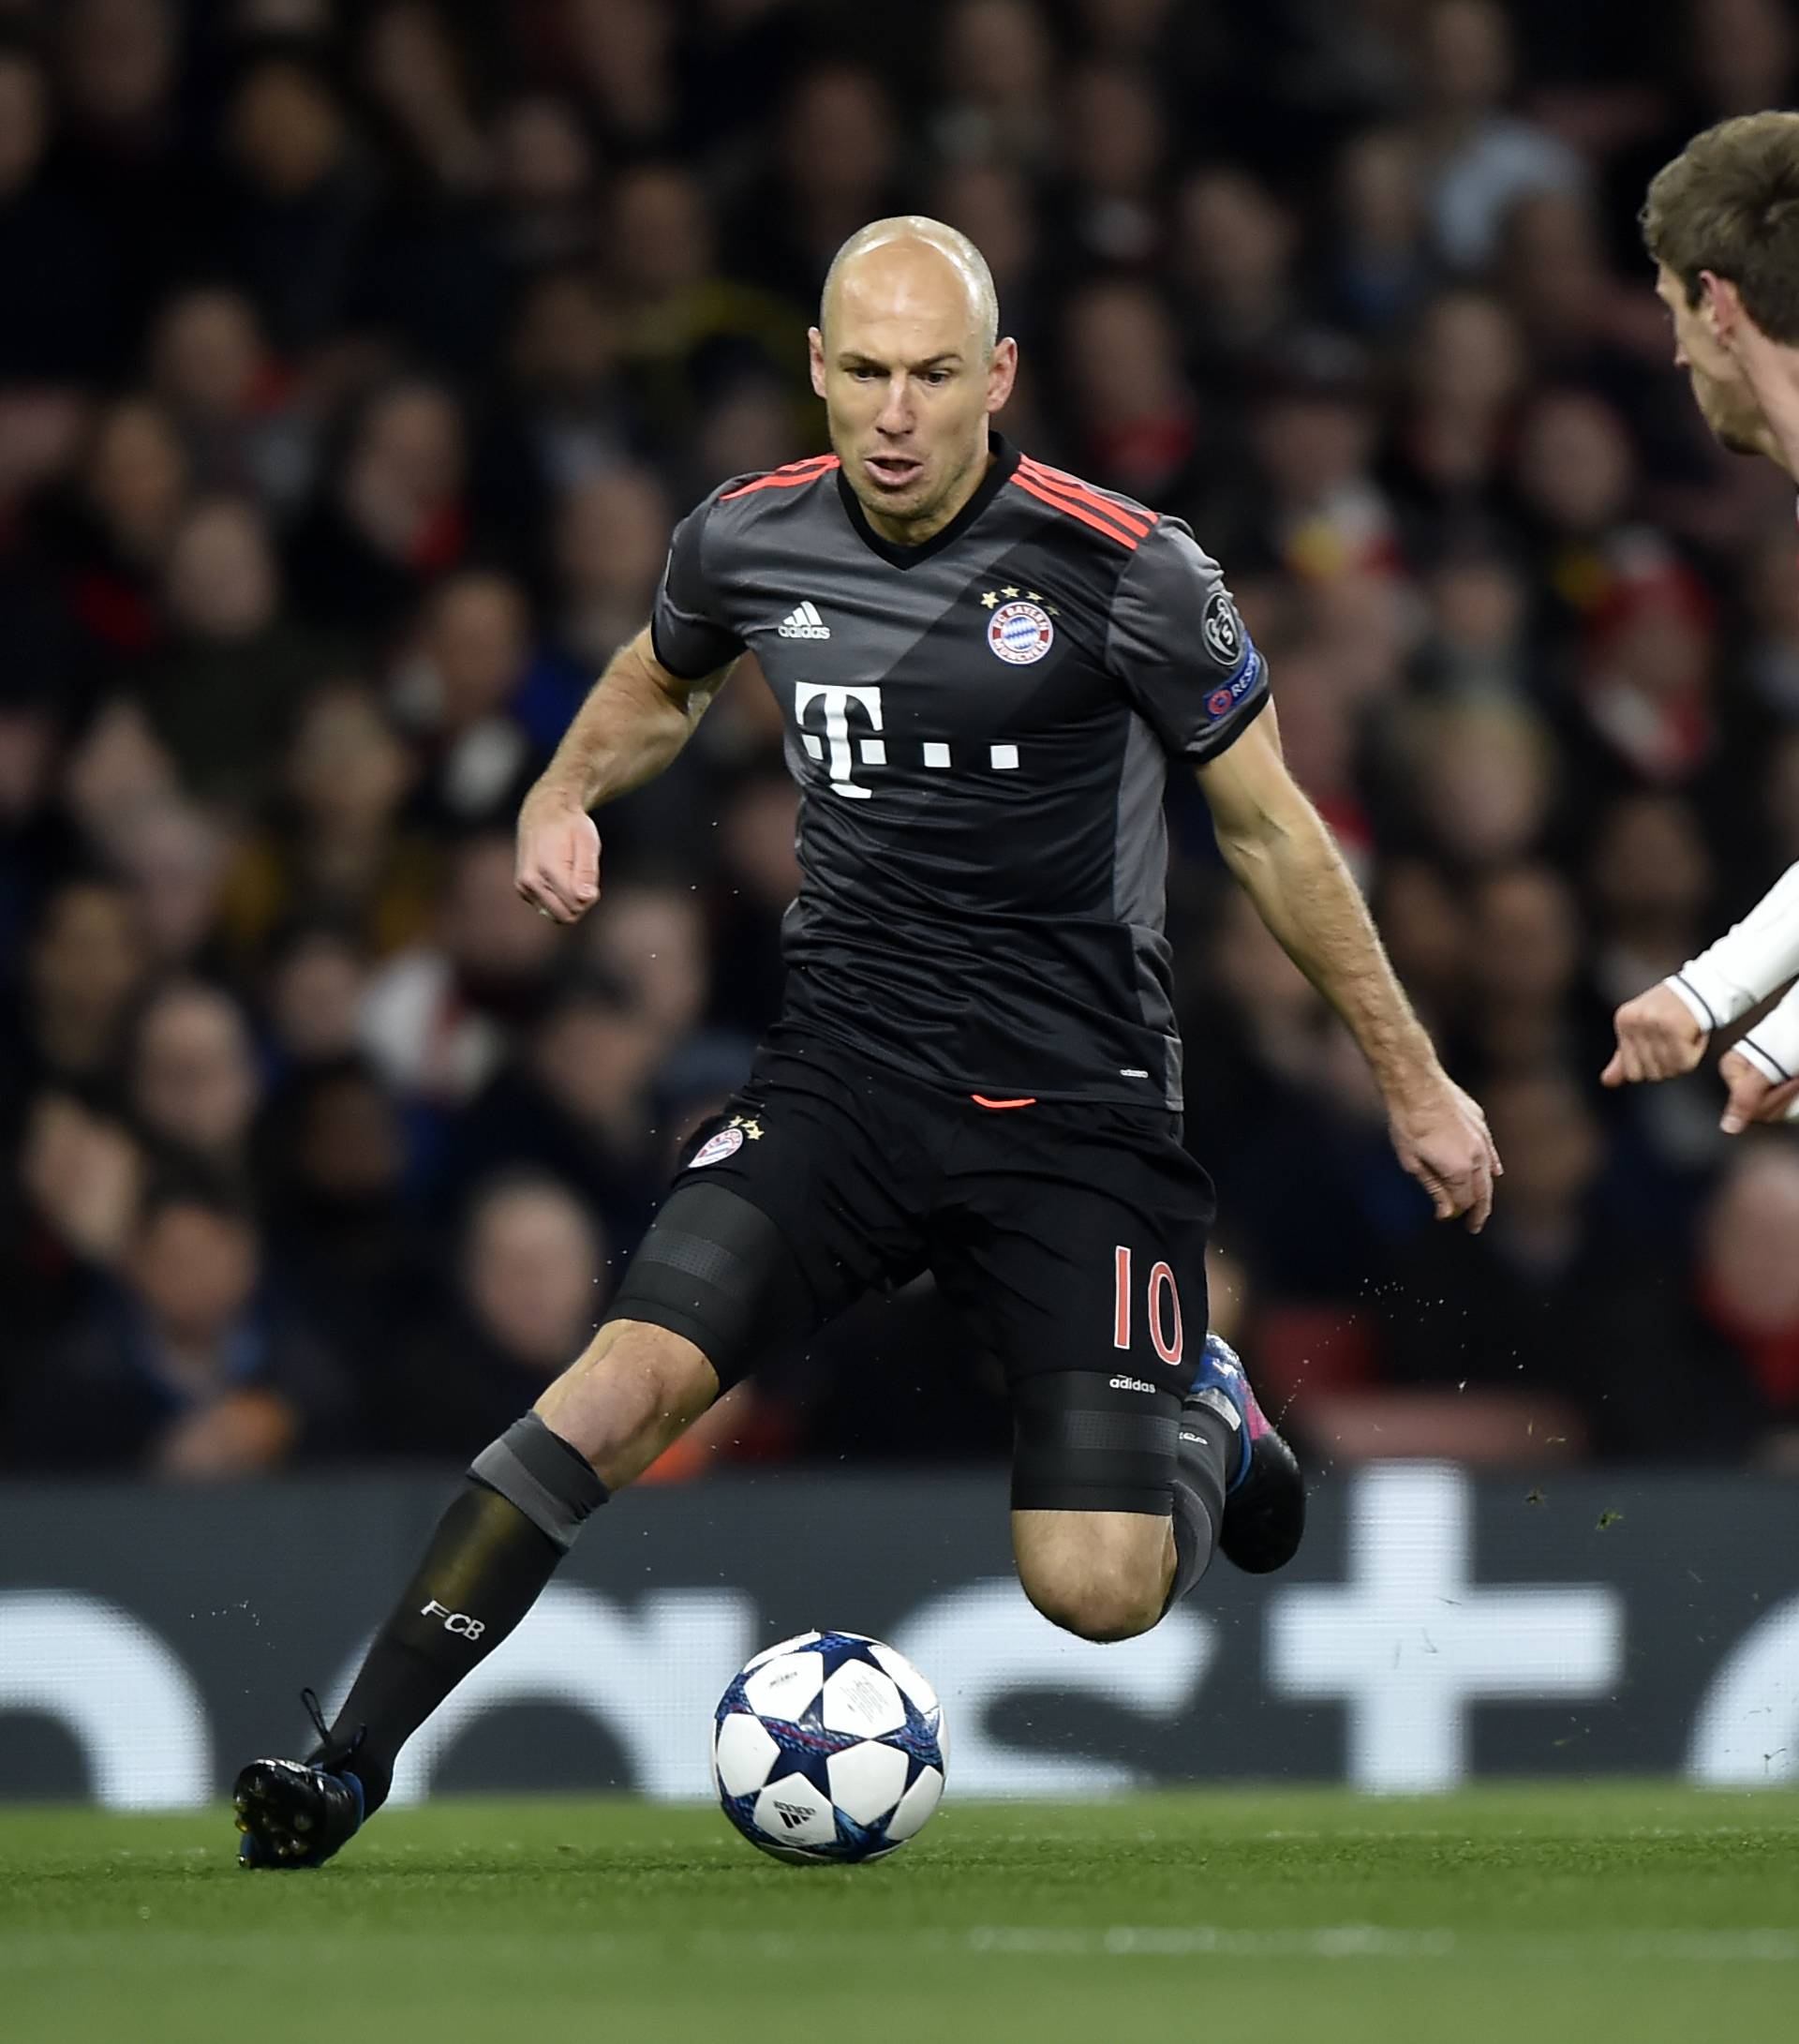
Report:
728,1115,765,1140
980,590,999,608
1002,585,1019,598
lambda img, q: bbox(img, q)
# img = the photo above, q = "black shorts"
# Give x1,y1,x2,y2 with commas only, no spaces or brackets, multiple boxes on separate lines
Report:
606,1026,1215,1509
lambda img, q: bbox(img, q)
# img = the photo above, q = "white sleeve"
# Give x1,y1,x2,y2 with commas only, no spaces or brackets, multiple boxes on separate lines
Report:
1735,982,1799,1116
1661,862,1799,1033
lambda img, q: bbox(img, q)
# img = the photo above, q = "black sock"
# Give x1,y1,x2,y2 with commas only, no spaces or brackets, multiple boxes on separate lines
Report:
321,1414,606,1812
1165,1403,1231,1611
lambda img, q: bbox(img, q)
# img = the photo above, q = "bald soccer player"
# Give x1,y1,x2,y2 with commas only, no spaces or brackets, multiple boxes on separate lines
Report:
1608,113,1799,1131
233,218,1497,1866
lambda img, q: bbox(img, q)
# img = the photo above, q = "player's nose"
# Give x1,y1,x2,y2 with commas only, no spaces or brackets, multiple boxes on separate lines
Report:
875,376,914,433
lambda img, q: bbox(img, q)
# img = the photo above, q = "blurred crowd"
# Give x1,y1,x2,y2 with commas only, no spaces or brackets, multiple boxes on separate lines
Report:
6,0,1799,1484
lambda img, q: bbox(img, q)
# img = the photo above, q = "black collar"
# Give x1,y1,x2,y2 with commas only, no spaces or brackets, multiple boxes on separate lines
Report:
835,433,1021,569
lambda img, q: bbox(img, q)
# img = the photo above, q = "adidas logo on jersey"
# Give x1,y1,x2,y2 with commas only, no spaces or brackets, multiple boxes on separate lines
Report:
778,601,831,639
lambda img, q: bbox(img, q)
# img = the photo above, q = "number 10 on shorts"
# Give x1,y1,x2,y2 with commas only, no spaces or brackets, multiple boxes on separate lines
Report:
1112,1246,1184,1366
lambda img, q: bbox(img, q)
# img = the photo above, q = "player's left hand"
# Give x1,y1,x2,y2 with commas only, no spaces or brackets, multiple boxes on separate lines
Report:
1718,1048,1799,1132
1381,1070,1512,1226
515,788,601,923
1386,1072,1502,1232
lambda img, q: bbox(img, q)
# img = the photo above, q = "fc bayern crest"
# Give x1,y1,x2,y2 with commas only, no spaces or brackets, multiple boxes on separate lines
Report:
691,1126,745,1168
988,599,1055,665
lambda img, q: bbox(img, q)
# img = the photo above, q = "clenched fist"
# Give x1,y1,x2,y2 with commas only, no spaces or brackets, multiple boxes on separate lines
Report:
515,789,601,924
1601,981,1706,1087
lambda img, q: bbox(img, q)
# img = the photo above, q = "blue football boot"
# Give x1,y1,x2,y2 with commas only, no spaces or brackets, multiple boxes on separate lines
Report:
1186,1333,1305,1574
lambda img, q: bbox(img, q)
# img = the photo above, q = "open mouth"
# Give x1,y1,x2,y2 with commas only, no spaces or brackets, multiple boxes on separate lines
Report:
863,455,923,490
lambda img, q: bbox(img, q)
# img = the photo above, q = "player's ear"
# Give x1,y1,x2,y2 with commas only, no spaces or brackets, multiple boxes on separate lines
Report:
807,327,828,402
1698,270,1742,340
986,336,1018,414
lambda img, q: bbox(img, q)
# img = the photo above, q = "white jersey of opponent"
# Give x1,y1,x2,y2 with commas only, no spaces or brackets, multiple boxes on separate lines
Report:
1666,861,1799,1107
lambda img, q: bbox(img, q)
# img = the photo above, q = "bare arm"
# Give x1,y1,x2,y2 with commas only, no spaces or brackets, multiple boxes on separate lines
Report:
533,625,730,812
515,627,734,922
1197,704,1500,1228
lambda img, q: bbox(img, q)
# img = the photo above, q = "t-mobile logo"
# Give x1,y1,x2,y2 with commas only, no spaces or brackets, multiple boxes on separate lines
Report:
793,682,1022,797
420,1599,484,1640
795,683,885,799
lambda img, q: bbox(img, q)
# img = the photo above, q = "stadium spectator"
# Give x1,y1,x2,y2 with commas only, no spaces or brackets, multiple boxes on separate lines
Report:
35,397,189,670
487,96,599,274
359,828,559,1107
221,681,437,965
146,289,314,515
3,876,149,1128
1061,279,1204,503
390,569,543,832
146,498,324,809
1389,291,1525,530
0,42,119,383
128,979,262,1175
261,923,375,1072
1330,126,1433,337
933,0,1058,172
1693,1141,1799,1454
4,1171,355,1476
1585,795,1716,1012
210,56,371,358
369,1170,608,1459
432,981,665,1246
1169,167,1306,390
112,799,234,977
287,380,473,646
543,467,673,690
260,1052,435,1380
1407,0,1587,272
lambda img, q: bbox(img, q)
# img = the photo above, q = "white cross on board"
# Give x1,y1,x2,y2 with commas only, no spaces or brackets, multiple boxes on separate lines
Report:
1267,1465,1623,1792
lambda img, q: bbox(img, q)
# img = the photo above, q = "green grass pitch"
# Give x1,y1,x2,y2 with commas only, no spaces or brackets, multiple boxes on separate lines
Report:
3,1786,1796,2043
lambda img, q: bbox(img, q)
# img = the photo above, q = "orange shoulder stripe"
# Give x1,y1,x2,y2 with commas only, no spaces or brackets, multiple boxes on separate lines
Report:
1009,471,1140,549
720,455,840,501
1017,456,1156,537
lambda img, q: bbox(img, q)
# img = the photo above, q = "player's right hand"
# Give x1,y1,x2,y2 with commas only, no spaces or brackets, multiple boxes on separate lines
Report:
1718,1048,1799,1133
1601,982,1707,1086
515,791,601,923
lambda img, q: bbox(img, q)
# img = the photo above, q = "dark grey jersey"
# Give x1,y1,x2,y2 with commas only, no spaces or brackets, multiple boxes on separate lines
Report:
649,434,1271,1109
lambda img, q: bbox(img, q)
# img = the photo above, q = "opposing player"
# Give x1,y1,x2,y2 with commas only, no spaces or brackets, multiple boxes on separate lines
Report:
234,217,1497,1866
1607,112,1799,1127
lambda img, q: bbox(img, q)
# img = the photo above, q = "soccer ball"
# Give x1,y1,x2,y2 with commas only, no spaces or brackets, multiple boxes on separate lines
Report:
711,1630,947,1864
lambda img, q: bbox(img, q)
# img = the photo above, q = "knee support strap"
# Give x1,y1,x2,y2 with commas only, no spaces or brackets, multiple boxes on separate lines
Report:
1010,1371,1180,1515
603,1180,814,1388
